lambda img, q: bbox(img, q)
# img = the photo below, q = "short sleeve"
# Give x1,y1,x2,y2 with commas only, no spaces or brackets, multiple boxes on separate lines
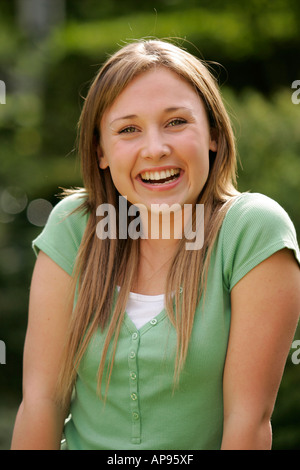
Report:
222,193,300,291
32,193,89,276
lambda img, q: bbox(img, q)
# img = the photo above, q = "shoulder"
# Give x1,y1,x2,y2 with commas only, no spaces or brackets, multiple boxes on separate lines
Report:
224,192,293,227
222,192,298,244
47,191,88,222
32,191,89,276
41,191,90,237
219,192,300,291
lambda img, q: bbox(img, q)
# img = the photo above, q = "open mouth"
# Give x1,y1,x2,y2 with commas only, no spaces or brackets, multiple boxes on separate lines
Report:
139,168,181,185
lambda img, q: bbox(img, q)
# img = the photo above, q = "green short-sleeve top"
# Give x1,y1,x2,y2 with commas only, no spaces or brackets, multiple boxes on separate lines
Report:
32,192,300,450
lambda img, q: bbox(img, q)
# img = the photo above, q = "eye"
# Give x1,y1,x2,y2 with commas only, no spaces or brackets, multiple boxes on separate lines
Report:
119,126,138,134
167,118,187,127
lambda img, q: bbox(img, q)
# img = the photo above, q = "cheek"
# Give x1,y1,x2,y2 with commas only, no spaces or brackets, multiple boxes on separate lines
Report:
182,139,210,193
183,137,210,168
105,153,135,196
108,164,127,188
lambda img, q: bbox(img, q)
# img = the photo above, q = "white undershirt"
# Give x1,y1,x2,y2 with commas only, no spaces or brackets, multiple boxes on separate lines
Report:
117,287,165,329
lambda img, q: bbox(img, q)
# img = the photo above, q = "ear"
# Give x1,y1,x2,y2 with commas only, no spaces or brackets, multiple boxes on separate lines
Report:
209,128,218,153
97,145,109,170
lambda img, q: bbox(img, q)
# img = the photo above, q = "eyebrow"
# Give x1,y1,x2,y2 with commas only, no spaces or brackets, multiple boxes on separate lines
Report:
110,114,138,125
109,107,193,126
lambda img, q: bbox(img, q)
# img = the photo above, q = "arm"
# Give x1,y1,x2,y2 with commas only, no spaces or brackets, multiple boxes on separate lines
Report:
11,251,74,450
221,248,300,450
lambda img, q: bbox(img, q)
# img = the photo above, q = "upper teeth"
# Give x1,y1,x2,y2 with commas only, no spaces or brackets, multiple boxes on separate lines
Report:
140,168,180,181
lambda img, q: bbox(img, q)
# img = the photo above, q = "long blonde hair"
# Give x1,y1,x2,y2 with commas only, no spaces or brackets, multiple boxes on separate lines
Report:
56,39,239,405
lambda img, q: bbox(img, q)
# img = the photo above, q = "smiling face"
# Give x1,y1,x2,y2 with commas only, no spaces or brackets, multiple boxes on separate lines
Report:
98,67,217,210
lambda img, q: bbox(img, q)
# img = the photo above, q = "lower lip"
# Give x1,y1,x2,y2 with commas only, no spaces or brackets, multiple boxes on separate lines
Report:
136,171,184,191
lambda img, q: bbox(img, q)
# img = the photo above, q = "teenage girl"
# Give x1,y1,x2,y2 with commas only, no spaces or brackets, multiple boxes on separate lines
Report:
11,40,300,450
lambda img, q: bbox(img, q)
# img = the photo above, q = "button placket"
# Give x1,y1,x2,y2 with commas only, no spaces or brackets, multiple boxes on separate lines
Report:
128,329,141,444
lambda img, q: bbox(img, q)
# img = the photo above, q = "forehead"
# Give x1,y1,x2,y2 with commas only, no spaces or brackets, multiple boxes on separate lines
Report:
103,67,203,119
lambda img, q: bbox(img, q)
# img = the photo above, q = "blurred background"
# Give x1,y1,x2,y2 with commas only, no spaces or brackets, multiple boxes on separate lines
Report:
0,0,300,450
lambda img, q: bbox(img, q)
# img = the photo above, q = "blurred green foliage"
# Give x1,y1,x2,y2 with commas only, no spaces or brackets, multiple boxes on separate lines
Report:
0,0,299,450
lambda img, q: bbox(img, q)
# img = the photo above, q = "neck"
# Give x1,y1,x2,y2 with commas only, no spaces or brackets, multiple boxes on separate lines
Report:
131,237,179,295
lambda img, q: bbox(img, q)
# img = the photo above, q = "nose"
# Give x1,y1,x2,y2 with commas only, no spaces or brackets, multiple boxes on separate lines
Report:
140,127,171,161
